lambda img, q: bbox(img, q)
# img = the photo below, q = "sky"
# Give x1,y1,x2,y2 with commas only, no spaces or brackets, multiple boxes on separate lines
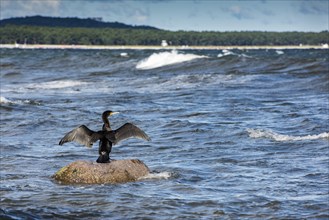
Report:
0,0,328,32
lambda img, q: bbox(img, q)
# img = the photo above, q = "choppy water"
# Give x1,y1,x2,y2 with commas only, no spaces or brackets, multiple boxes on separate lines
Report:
1,48,328,219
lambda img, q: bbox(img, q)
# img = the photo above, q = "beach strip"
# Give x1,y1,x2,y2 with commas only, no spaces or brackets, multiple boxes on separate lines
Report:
0,44,328,50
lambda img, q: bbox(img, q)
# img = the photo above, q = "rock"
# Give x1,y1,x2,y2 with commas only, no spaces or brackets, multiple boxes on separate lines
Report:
53,159,150,184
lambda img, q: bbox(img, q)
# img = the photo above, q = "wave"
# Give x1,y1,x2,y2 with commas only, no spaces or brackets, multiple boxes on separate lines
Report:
275,50,284,55
0,96,40,105
217,49,235,57
217,49,251,58
1,80,89,95
138,171,173,180
0,96,12,104
120,52,129,57
136,50,207,70
247,128,329,142
26,80,88,90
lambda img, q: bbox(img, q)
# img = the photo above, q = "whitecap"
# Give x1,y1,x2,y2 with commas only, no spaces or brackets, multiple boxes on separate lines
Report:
139,171,173,180
136,50,207,70
0,96,39,105
217,50,251,58
247,128,329,142
120,52,129,57
276,50,284,55
217,49,235,58
27,80,88,90
0,96,12,104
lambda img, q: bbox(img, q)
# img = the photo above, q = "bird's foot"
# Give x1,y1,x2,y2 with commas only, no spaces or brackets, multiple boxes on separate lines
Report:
96,158,110,163
96,154,110,163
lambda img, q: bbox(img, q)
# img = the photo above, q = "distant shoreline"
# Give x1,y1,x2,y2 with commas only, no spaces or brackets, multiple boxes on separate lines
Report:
0,44,328,50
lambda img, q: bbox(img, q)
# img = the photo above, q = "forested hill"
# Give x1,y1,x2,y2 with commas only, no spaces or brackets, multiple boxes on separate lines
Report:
0,16,158,30
0,16,328,46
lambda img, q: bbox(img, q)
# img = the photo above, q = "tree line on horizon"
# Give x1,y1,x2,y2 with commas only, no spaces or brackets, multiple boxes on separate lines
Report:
0,25,328,46
0,15,159,30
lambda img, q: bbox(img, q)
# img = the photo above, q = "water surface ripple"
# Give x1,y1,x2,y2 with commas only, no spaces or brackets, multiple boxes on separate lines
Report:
1,49,328,219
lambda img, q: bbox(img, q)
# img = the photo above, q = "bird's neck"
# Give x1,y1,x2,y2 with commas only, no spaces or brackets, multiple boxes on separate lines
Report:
102,116,112,131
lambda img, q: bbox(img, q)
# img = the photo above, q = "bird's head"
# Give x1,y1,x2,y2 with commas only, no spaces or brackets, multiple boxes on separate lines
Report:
102,110,119,118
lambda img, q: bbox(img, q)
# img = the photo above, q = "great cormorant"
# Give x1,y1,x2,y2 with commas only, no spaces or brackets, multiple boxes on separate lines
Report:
59,110,151,163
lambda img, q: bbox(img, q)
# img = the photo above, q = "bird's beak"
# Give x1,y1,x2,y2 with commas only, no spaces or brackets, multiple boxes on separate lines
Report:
110,112,119,116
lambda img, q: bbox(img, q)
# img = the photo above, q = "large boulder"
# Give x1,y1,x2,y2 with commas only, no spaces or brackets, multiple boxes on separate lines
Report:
53,159,150,184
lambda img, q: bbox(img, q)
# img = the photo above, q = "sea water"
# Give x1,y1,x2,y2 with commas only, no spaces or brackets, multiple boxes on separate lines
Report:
1,48,328,219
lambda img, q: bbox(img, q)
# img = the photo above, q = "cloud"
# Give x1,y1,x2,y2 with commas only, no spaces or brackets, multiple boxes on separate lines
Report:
132,8,149,22
60,1,150,24
121,5,150,23
227,5,254,20
0,0,61,19
259,8,275,16
299,1,329,15
188,8,199,18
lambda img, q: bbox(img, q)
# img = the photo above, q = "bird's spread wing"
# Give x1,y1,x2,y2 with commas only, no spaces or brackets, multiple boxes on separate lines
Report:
59,125,101,148
112,123,151,145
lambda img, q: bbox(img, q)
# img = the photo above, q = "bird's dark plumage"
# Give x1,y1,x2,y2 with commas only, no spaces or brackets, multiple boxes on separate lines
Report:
58,125,101,147
111,123,151,144
59,111,151,163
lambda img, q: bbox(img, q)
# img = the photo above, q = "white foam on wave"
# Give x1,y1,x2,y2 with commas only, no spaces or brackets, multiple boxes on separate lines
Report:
217,49,235,57
102,72,251,94
127,73,237,93
247,128,329,142
276,50,284,55
0,96,12,104
120,52,129,57
136,50,207,70
27,80,88,90
217,49,251,58
139,171,172,180
1,80,89,95
0,96,39,105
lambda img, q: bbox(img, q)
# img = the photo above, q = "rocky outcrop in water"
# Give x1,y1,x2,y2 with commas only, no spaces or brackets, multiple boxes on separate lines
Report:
53,159,150,184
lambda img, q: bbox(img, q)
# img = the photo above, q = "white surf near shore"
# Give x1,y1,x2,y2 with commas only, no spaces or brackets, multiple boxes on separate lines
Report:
136,50,207,70
247,128,329,142
217,49,236,57
138,171,173,180
1,44,328,50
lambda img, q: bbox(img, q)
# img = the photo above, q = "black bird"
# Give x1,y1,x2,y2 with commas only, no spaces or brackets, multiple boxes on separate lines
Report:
59,110,151,163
